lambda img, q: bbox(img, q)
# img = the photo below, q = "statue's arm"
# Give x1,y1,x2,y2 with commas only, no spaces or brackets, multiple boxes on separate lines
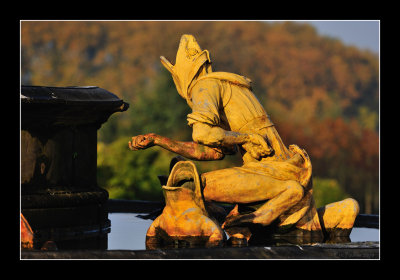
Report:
188,80,272,160
192,122,249,147
192,122,273,160
129,133,224,161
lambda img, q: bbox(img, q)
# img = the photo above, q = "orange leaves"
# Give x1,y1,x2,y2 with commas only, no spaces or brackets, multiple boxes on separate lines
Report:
21,21,378,116
278,114,378,174
20,20,379,156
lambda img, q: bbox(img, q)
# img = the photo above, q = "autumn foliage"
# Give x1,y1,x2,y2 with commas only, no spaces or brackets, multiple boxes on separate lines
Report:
21,21,379,214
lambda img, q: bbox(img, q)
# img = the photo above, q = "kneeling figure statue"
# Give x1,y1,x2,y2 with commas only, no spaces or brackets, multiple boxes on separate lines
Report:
129,34,359,248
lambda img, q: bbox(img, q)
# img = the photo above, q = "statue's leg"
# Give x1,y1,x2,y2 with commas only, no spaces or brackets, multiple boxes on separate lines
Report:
317,198,359,239
223,180,304,228
201,167,304,227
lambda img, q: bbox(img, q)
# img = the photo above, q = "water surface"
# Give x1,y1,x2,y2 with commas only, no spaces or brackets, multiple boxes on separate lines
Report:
107,213,379,251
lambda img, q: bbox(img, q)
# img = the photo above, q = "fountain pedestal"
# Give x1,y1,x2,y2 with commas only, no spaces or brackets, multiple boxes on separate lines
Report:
21,85,128,250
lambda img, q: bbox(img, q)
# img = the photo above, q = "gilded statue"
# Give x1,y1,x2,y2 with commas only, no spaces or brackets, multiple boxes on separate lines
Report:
129,34,359,247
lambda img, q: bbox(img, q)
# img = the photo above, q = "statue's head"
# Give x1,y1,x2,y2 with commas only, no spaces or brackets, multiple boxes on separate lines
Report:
160,34,212,101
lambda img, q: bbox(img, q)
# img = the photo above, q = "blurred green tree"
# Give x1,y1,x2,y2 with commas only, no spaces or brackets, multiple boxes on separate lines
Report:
98,69,192,144
312,177,349,208
97,138,173,201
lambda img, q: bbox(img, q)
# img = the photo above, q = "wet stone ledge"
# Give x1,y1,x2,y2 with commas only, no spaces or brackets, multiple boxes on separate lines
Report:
21,242,379,259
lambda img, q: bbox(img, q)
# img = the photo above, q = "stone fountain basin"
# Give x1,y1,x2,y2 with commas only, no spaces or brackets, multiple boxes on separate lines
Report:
21,199,379,259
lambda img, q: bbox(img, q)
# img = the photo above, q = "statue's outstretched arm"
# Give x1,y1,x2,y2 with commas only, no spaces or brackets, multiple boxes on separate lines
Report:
129,133,224,161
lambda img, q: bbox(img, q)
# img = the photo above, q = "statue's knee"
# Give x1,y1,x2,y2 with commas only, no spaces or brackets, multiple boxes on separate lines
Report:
342,198,360,217
285,180,304,203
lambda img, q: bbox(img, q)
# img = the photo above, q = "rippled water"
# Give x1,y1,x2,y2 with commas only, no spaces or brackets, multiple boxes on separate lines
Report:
107,213,379,251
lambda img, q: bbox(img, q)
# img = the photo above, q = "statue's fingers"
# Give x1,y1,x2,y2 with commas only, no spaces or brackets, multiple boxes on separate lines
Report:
258,148,268,158
249,148,261,160
255,144,271,158
261,145,272,155
132,135,145,141
133,135,145,146
129,141,137,151
128,141,134,150
259,138,271,151
259,150,267,157
250,134,268,150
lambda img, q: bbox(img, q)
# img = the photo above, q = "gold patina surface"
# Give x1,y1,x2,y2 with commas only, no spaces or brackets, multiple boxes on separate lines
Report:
145,161,225,249
131,34,359,245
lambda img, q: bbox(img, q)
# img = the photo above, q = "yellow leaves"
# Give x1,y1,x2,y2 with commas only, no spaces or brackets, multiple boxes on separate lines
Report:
289,97,316,124
358,106,378,131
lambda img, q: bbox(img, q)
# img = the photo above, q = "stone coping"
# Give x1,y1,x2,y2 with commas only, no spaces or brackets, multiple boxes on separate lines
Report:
21,241,379,259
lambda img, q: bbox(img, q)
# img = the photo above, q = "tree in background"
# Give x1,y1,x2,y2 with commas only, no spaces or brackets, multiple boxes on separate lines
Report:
21,21,379,213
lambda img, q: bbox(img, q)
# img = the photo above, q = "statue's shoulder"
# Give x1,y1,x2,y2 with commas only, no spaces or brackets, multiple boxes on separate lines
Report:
194,72,252,89
189,72,252,100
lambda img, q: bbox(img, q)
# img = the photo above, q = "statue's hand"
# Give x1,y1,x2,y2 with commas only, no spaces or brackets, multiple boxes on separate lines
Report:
129,133,157,150
242,133,273,159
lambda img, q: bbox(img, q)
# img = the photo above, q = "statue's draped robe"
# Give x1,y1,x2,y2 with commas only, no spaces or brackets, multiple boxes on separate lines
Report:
186,72,321,230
